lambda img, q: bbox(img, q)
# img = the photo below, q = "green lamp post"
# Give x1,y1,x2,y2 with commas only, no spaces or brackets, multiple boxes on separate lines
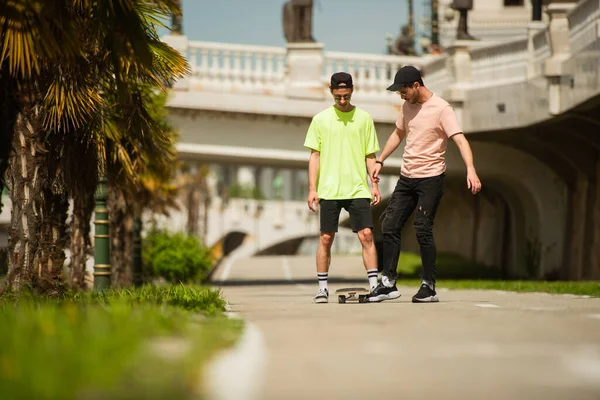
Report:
93,173,111,290
132,214,143,287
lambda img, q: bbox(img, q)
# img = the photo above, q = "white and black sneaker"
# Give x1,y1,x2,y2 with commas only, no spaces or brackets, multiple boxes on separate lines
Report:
367,282,401,303
412,283,439,303
314,288,329,304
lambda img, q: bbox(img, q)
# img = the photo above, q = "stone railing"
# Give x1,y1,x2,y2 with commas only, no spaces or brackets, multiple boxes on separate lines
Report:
163,6,598,112
187,40,287,95
322,51,431,100
421,54,451,95
469,38,529,87
532,27,551,77
568,0,600,55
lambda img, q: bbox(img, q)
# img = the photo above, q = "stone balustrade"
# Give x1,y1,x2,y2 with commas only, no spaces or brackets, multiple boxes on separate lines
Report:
469,38,529,87
163,0,598,117
323,51,437,100
188,40,287,95
568,0,600,55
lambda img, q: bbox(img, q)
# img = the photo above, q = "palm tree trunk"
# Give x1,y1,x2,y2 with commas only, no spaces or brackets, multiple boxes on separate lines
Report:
5,109,46,292
109,183,133,288
34,185,68,293
186,186,200,236
69,191,95,289
0,74,19,214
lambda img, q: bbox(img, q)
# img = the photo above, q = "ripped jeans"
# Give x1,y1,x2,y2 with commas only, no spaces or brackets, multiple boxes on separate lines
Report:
381,173,445,285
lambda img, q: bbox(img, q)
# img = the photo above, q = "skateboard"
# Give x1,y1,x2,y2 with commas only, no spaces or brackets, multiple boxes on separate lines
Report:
335,287,370,304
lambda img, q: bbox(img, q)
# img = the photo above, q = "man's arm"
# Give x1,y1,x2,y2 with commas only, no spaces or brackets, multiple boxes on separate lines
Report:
451,133,481,194
371,127,406,182
307,150,320,211
366,154,381,205
378,127,406,163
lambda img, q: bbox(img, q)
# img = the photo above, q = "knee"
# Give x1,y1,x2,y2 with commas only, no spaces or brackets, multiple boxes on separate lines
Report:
320,233,335,248
413,218,433,241
381,216,396,235
357,228,373,245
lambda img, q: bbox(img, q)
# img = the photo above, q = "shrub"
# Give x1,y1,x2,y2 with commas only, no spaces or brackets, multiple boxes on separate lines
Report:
142,229,213,283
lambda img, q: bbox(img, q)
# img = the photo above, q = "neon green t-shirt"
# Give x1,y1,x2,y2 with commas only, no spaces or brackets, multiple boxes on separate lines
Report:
303,106,380,200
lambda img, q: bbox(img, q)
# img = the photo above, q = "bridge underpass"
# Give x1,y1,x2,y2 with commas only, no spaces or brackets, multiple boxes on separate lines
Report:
156,0,600,281
470,94,600,280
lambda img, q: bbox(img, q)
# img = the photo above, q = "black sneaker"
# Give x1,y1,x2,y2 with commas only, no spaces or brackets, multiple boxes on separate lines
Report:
412,283,439,303
368,282,401,303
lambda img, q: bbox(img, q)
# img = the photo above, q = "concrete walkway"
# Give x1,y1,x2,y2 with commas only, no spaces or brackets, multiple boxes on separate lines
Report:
211,255,600,400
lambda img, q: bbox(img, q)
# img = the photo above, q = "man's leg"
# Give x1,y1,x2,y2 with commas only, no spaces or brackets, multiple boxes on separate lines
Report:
369,177,417,302
346,199,378,290
412,173,445,303
314,200,341,303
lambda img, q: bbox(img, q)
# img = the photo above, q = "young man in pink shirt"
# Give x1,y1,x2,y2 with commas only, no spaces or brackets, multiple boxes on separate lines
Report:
368,66,482,303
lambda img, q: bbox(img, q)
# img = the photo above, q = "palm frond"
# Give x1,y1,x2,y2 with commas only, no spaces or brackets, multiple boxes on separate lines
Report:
43,79,103,132
0,1,82,78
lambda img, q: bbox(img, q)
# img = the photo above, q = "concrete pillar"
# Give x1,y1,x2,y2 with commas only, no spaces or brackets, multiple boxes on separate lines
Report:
237,166,254,187
285,43,325,100
443,41,473,130
281,169,293,201
526,21,548,79
544,1,577,115
586,158,600,279
563,174,588,280
258,168,275,200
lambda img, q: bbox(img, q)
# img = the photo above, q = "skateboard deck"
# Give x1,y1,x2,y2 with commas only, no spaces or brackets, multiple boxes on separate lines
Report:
335,287,369,304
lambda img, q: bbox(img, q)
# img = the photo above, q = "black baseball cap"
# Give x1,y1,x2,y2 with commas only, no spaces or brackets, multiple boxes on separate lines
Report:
330,72,353,89
386,65,422,91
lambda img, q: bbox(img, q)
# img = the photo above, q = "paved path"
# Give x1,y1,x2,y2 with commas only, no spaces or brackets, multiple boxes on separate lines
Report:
211,255,600,400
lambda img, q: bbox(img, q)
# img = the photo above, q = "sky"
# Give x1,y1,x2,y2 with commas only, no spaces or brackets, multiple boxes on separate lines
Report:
157,0,432,55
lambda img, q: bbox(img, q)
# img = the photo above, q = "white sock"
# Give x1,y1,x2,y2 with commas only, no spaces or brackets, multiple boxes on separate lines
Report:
367,269,378,289
318,272,328,290
382,275,394,288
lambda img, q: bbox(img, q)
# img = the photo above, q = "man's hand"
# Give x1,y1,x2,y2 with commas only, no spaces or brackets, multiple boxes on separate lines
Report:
467,168,482,194
371,163,382,184
371,186,381,206
307,190,319,212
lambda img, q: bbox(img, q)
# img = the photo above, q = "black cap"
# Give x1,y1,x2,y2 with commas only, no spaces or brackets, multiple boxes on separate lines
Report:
386,65,422,91
330,72,353,89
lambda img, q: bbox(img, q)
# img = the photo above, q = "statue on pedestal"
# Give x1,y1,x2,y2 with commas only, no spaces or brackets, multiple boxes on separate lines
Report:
390,25,417,56
450,0,477,40
282,0,316,43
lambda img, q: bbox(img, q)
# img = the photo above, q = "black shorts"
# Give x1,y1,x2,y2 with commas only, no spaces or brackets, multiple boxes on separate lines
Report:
319,198,373,233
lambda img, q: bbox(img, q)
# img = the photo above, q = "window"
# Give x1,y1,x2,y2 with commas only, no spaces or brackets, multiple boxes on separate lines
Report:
504,0,524,6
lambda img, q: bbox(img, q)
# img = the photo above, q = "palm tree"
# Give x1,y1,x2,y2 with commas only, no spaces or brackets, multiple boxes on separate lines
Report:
0,1,189,293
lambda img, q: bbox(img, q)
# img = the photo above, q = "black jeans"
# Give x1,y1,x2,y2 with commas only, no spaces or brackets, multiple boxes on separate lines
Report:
381,173,445,285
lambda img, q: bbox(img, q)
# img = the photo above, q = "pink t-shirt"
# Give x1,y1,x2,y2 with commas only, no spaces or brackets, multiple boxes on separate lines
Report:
395,93,462,178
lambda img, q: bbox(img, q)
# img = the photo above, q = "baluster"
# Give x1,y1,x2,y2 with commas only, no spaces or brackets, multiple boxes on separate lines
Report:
277,54,285,80
255,53,265,93
232,51,242,89
222,50,231,91
357,61,366,93
199,48,209,86
189,47,198,78
265,53,274,90
243,51,252,92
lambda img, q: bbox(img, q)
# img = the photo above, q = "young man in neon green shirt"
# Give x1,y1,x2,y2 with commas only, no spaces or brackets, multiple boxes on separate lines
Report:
304,72,382,303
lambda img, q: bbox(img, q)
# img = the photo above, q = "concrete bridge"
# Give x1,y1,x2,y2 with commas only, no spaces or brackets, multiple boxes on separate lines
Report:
156,0,600,281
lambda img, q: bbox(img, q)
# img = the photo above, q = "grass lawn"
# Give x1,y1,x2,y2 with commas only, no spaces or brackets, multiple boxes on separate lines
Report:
397,251,600,297
0,285,242,400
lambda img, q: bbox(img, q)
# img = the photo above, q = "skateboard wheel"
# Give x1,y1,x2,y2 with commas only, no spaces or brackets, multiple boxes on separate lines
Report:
359,295,367,303
338,295,346,304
